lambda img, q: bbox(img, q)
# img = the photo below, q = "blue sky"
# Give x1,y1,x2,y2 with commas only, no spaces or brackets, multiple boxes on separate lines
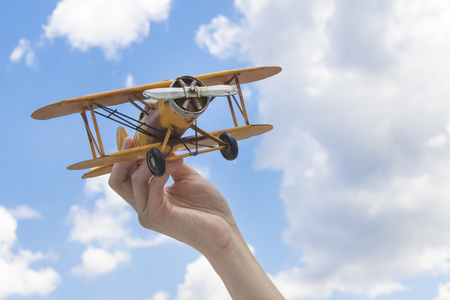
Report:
2,0,450,299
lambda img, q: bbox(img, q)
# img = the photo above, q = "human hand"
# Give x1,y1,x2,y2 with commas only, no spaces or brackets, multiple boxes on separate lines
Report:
108,137,242,258
109,137,284,299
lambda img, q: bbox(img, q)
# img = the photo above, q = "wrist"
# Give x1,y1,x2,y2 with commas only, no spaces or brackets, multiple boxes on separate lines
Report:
204,233,284,300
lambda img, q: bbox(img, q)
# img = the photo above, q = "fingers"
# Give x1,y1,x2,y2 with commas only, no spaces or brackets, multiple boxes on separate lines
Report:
109,137,135,185
131,155,183,210
149,157,184,195
170,160,202,183
131,161,152,212
132,156,184,230
146,157,184,208
109,137,137,206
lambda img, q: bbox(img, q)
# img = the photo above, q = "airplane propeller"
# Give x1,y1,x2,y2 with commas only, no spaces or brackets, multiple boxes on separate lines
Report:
143,82,237,102
143,76,238,114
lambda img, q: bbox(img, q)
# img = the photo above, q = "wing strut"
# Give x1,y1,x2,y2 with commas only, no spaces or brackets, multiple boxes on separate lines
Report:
214,73,250,127
160,127,172,153
128,99,149,116
189,123,226,146
227,96,239,127
80,107,105,159
234,76,250,125
81,111,99,159
93,103,161,138
168,120,226,159
90,106,105,156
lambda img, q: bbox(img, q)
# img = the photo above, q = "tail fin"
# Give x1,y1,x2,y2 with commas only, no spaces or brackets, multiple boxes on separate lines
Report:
116,126,129,151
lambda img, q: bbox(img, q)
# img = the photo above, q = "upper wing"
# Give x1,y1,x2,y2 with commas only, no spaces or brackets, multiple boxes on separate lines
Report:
70,124,273,175
195,66,281,86
31,80,173,120
31,66,281,120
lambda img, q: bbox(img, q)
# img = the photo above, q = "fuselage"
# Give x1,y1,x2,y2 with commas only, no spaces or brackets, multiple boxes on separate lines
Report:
133,99,203,147
131,76,211,149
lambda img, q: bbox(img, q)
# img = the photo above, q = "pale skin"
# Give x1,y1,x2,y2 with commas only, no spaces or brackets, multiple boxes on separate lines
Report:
108,137,284,299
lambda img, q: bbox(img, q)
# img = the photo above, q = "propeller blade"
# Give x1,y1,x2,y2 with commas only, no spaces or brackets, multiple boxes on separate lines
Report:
143,85,237,100
143,88,186,100
199,85,238,97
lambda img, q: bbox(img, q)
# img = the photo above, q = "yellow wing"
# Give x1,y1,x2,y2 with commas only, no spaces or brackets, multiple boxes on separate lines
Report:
196,66,281,86
72,124,273,179
31,66,281,120
31,80,172,120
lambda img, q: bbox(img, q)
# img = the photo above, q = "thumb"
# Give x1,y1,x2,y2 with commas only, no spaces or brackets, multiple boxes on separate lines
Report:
148,157,184,195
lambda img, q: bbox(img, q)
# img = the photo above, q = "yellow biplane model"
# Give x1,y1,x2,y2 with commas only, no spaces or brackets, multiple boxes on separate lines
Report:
32,66,281,179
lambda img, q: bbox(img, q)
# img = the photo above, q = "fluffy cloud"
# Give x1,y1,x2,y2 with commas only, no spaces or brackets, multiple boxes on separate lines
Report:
43,0,172,59
198,0,450,298
0,207,60,298
196,15,242,59
175,255,229,300
67,176,133,248
435,282,450,300
151,254,229,300
9,205,43,220
71,247,129,277
9,39,36,67
151,246,260,299
67,176,173,277
125,73,135,88
150,291,171,300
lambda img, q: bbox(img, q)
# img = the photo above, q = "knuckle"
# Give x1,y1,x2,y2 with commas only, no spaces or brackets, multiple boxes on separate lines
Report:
131,170,147,184
137,213,148,228
108,177,118,190
137,209,161,231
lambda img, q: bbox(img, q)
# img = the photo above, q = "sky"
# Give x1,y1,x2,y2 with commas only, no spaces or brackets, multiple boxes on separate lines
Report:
2,0,450,299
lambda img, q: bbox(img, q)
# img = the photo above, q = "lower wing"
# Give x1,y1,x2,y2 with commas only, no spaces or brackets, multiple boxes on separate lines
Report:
71,124,273,179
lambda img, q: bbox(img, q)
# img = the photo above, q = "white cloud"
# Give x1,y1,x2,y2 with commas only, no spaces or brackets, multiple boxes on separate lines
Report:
10,39,36,67
273,269,407,300
71,247,129,277
153,247,259,299
67,176,173,277
0,208,17,252
435,282,450,300
125,73,135,88
176,255,229,300
425,134,448,148
152,254,230,300
0,207,60,298
9,205,43,220
198,0,450,298
67,198,131,248
43,0,172,59
149,291,171,300
196,15,242,59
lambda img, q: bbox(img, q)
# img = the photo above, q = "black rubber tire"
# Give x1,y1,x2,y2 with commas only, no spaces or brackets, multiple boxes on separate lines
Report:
146,148,166,177
219,132,238,161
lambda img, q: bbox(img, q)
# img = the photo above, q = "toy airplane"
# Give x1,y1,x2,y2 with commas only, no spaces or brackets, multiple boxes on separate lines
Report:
31,66,282,179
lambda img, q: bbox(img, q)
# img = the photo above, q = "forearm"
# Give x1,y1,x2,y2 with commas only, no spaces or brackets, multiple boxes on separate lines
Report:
205,234,284,300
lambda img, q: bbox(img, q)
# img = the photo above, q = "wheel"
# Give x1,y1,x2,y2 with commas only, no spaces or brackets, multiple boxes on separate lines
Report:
146,148,166,177
219,132,238,161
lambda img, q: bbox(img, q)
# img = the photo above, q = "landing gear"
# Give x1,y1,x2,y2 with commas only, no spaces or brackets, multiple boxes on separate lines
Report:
146,148,166,177
219,132,238,161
